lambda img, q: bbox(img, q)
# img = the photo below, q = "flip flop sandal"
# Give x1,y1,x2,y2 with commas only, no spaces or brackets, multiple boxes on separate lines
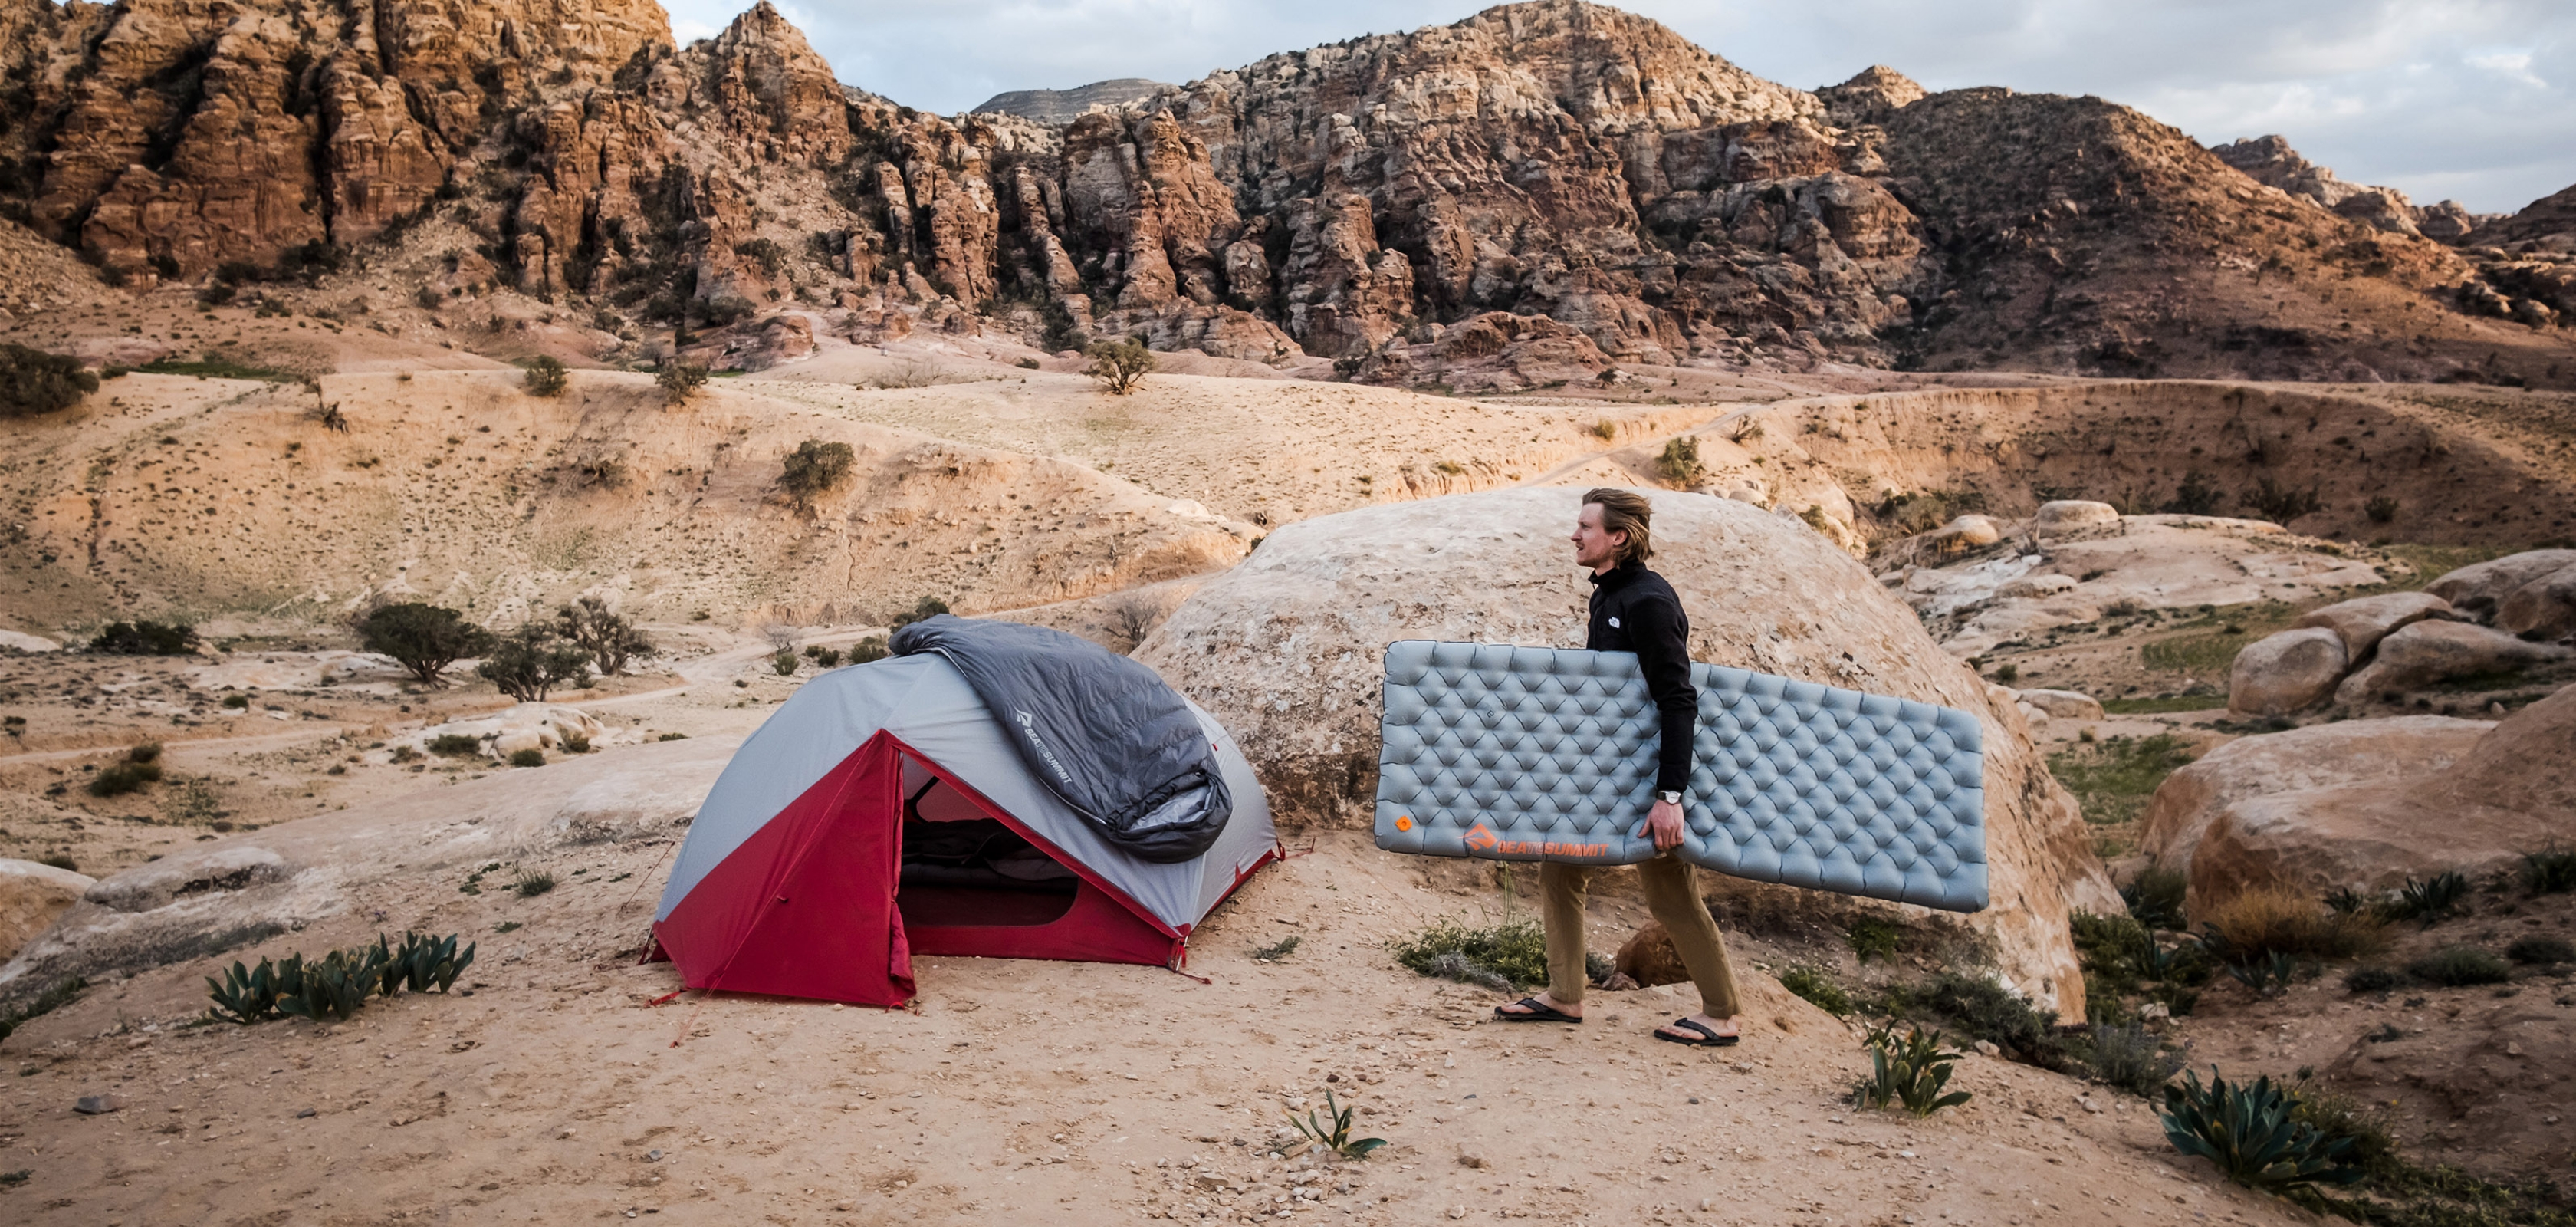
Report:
1493,996,1582,1024
1654,1018,1740,1047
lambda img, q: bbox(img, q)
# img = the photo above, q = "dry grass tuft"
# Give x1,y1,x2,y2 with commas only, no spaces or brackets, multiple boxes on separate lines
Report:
2199,886,2387,961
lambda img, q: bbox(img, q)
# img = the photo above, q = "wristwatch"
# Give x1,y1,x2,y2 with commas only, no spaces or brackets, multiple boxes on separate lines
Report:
1655,790,1684,806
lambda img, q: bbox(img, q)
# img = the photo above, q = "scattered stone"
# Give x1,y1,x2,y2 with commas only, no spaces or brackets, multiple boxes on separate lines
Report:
74,1094,118,1114
294,1107,316,1118
2227,627,2348,716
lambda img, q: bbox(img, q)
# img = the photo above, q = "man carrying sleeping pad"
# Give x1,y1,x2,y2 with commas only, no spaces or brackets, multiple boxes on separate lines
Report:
1493,488,1745,1046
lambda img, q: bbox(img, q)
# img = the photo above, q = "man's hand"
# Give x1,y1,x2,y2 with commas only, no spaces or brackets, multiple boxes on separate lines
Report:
1646,798,1687,850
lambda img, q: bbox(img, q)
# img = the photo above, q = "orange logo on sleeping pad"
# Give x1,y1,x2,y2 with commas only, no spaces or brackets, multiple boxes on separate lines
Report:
1461,822,1610,860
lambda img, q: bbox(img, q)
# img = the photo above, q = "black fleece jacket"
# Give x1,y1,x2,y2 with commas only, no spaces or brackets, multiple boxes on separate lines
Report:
1587,559,1697,794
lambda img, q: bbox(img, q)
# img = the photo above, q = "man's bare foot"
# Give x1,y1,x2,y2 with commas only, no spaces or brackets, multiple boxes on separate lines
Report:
1653,1012,1739,1045
1493,992,1582,1022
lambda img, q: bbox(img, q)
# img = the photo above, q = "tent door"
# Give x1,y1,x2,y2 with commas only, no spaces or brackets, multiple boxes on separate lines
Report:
895,773,1082,929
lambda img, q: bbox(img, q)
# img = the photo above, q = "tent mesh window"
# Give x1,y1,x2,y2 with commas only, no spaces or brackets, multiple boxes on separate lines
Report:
895,774,1082,927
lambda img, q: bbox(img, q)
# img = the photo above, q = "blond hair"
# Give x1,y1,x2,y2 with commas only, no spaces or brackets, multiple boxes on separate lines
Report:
1583,488,1654,566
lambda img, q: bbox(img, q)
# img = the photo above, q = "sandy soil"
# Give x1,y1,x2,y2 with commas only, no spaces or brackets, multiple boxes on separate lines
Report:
0,821,2315,1227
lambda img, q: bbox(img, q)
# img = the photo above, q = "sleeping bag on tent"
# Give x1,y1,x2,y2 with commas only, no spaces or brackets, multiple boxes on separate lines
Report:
1373,640,1988,913
890,615,1233,863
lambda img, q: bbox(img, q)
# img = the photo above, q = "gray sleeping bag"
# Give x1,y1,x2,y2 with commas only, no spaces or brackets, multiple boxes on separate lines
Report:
889,615,1232,863
1375,641,1988,913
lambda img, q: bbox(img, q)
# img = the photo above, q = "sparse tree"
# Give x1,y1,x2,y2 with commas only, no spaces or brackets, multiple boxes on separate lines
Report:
778,439,856,509
888,597,949,631
522,355,570,397
556,597,652,676
1085,338,1155,395
358,602,496,688
1107,592,1166,653
1657,436,1703,485
656,360,709,404
2240,477,2325,527
478,624,592,702
2161,469,2225,515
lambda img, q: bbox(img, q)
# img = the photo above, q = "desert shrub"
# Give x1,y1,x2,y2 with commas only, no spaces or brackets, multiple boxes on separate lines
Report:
888,596,949,631
358,603,496,687
0,344,98,416
221,693,251,709
89,620,199,655
1779,964,1852,1015
2222,949,2302,998
2160,470,2225,515
1851,1024,1973,1118
2343,965,2401,993
2196,887,2387,962
0,975,88,1041
656,360,709,403
2285,1085,2399,1176
1656,436,1702,484
514,869,555,896
556,596,652,676
2385,871,2469,924
1990,661,2018,683
778,439,855,508
2364,495,2400,524
1388,918,1549,989
1591,419,1617,442
771,648,798,676
2088,1020,2185,1097
849,636,890,664
2239,477,2324,526
507,748,546,768
521,355,569,396
805,645,843,669
37,854,77,872
426,733,481,757
276,948,380,1022
1845,916,1904,962
2406,946,2509,986
476,624,590,702
2160,1069,2363,1191
732,238,785,276
2520,847,2576,896
1016,357,1040,370
1108,592,1165,652
2505,936,2572,965
558,730,590,753
88,755,163,796
2123,861,2189,930
1894,972,2078,1071
1085,338,1155,394
2072,910,2155,1004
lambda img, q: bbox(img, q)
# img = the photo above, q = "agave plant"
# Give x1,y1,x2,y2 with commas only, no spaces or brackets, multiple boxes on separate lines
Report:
2223,950,2300,998
1852,1024,1973,1119
2160,1068,2363,1190
2389,872,2469,925
382,931,476,995
207,955,304,1025
276,946,384,1022
1284,1089,1386,1160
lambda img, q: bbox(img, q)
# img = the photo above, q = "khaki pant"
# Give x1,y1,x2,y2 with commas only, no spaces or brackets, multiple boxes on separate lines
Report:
1541,854,1740,1018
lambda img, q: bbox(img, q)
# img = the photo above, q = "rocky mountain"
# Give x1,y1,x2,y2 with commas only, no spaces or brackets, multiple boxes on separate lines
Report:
1,0,2569,384
973,78,1174,123
2209,135,2494,242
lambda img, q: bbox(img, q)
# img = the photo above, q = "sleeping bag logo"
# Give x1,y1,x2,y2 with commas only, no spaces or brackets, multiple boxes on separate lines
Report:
1014,709,1076,788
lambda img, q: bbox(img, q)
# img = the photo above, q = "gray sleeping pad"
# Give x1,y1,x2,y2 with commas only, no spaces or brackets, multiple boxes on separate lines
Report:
1374,640,1987,913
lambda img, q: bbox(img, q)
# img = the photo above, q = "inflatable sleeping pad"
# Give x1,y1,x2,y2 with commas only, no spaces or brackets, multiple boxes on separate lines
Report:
1374,641,1988,913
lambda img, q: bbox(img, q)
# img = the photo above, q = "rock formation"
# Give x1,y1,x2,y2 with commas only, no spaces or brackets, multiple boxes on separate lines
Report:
0,857,93,963
974,79,1175,123
1135,485,2118,1019
2207,135,2499,241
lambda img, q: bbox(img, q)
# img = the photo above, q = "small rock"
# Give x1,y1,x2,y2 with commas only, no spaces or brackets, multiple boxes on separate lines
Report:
1973,1041,2000,1058
74,1094,119,1115
294,1107,317,1118
646,1149,663,1162
1457,1153,1486,1169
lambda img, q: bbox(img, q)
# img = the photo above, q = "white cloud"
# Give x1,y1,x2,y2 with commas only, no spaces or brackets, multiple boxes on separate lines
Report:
658,0,2576,213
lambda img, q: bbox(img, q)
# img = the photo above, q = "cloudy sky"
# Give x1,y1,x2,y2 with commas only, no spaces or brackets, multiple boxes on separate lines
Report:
664,1,2574,215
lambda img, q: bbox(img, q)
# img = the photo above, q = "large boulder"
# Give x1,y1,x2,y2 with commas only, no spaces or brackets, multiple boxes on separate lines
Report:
2426,550,2576,618
0,737,734,1008
2496,561,2576,642
0,859,94,963
2138,716,2493,906
2291,591,2456,660
2188,688,2576,910
2031,500,2121,537
2013,688,2105,721
2332,620,2571,706
2228,627,2349,716
1137,487,2118,1020
393,702,607,761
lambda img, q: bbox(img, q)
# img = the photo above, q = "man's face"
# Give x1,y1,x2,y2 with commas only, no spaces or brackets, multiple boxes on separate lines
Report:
1572,503,1624,572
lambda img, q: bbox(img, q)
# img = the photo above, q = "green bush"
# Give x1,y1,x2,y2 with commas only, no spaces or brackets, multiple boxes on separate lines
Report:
2049,735,2198,830
849,636,889,664
2522,847,2576,896
514,869,554,897
477,624,590,702
2160,470,2225,515
221,693,251,709
778,439,856,508
0,344,99,416
889,597,949,631
426,733,481,756
358,603,496,687
1851,1024,1973,1118
2406,946,2510,986
276,948,380,1022
1657,436,1702,484
1388,917,1549,989
656,360,709,403
556,596,652,676
2239,477,2324,527
2160,1069,2363,1191
1778,964,1852,1015
88,757,163,796
1845,916,1904,962
2122,862,2189,930
1085,338,1155,394
2343,965,2400,993
2506,936,2573,965
2386,871,2469,924
771,648,798,676
521,355,569,396
507,748,546,768
1900,972,2078,1071
2088,1021,2184,1097
88,620,199,655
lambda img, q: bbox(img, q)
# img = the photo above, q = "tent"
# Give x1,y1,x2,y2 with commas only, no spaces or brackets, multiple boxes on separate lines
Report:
647,651,1277,1006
